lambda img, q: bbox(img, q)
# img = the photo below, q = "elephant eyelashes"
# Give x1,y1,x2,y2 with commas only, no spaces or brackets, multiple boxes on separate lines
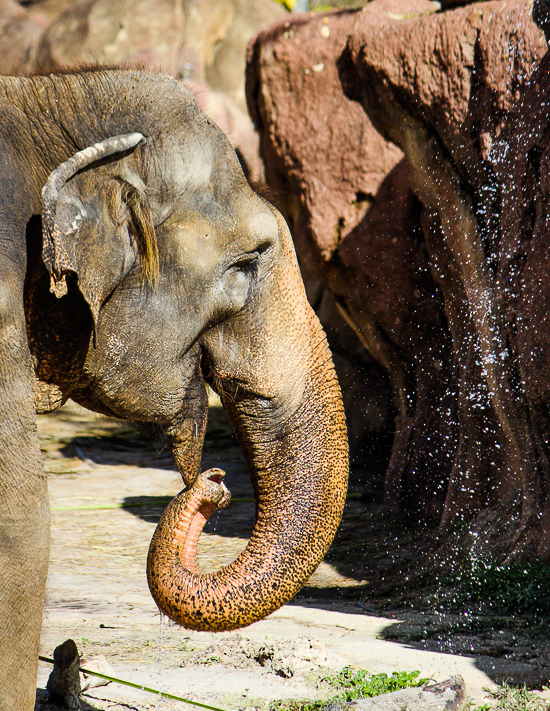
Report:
231,252,260,274
118,182,159,287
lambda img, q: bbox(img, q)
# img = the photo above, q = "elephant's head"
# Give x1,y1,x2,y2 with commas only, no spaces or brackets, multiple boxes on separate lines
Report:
39,74,348,631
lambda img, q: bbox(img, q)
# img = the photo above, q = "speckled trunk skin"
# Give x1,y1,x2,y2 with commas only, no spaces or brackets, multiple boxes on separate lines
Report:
148,326,348,630
148,212,349,630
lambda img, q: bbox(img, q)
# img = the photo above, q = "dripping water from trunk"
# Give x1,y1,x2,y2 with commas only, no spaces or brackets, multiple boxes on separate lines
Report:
158,609,167,669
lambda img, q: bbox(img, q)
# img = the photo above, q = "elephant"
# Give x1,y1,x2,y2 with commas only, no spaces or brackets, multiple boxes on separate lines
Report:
0,69,348,710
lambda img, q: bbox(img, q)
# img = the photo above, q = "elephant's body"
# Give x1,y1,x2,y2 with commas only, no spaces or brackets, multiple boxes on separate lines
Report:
0,70,348,711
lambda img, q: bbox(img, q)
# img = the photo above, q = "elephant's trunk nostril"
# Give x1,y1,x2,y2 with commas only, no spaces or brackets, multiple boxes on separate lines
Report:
178,502,216,575
207,471,224,485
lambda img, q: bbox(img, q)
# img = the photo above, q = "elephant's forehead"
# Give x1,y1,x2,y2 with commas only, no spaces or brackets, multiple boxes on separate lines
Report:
167,139,215,193
172,188,237,237
172,190,277,254
164,122,244,196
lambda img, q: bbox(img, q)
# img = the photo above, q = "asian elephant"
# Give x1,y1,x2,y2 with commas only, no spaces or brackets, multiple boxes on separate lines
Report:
0,69,348,710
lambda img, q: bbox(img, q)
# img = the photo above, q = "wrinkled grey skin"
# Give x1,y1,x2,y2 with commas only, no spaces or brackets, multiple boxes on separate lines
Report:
0,70,348,710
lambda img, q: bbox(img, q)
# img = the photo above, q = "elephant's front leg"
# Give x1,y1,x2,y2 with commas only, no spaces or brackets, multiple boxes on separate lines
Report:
0,279,50,711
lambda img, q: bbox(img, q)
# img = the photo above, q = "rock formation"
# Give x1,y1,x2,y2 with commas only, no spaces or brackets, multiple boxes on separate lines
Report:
0,0,45,74
46,639,81,710
247,0,550,543
314,288,395,467
341,0,547,540
246,0,458,518
31,0,284,112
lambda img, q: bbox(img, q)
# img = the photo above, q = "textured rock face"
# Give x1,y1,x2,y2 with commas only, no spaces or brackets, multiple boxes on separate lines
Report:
343,0,545,199
332,161,457,517
350,676,465,711
247,0,459,517
33,0,284,112
534,0,550,40
246,3,411,265
247,0,550,534
496,51,550,554
314,288,395,465
0,0,45,74
342,0,550,539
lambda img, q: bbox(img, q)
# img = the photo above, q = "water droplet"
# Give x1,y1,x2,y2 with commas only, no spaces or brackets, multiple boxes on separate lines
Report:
158,609,166,668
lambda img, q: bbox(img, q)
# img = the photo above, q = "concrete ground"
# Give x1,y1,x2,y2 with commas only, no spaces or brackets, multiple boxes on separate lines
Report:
34,401,545,710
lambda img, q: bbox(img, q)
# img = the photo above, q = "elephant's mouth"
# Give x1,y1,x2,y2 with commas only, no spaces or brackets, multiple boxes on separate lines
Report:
166,468,231,576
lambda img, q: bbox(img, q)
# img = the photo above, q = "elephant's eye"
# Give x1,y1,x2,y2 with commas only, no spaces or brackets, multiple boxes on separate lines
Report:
226,240,271,275
229,252,259,274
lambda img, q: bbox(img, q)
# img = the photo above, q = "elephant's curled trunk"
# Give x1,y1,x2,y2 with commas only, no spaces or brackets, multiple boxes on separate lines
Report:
146,345,348,631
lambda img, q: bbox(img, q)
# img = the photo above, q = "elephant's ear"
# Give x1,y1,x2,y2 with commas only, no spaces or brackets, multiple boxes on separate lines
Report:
41,132,158,322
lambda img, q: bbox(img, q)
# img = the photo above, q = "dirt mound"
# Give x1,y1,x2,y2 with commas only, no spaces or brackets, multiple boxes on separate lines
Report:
192,634,346,678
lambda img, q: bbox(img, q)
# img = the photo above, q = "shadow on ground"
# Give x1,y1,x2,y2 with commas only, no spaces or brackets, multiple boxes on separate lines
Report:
58,407,239,467
40,400,550,691
36,688,102,710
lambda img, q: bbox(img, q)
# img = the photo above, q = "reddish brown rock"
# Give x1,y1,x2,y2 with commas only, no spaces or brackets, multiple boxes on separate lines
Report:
496,51,550,556
534,0,550,40
247,0,460,518
246,3,413,264
342,0,549,541
314,287,395,468
297,261,396,468
343,0,545,199
332,161,458,517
